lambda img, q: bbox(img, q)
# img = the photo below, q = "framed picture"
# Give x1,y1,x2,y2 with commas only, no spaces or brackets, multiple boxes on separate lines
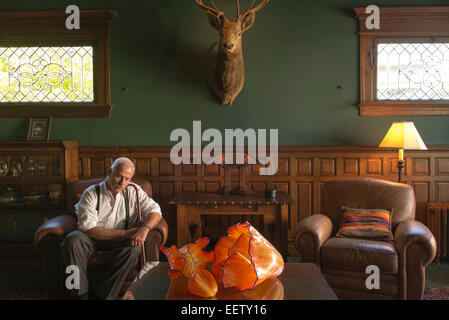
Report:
27,118,51,142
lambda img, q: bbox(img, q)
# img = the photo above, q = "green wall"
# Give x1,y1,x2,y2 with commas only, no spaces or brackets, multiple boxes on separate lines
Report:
1,0,449,146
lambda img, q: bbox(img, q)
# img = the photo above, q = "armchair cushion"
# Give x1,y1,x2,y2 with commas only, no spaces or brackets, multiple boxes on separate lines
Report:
336,207,394,241
321,237,398,274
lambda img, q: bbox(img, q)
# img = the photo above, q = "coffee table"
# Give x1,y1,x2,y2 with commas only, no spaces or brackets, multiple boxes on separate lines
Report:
131,262,338,300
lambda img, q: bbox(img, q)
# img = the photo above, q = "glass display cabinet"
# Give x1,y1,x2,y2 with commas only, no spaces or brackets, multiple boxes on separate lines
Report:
0,141,78,269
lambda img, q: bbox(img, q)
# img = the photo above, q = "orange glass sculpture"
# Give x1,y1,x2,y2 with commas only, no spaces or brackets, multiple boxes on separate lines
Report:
212,221,284,291
160,237,218,298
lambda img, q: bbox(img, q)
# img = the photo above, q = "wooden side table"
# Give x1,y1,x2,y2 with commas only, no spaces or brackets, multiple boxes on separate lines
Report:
169,192,294,259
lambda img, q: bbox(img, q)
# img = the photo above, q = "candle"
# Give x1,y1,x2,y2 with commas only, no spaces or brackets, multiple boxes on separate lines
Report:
398,148,404,161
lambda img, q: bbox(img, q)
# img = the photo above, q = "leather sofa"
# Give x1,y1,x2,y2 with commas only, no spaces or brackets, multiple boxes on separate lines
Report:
293,178,436,300
34,177,168,299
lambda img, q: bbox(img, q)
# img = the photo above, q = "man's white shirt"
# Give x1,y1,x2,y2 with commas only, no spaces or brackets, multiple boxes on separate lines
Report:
75,182,162,232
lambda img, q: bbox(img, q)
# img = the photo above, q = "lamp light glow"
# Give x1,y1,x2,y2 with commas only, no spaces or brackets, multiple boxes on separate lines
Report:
379,122,427,182
379,122,427,151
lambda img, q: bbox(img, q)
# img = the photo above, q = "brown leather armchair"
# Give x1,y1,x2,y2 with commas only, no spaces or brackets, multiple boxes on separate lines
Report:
293,178,436,300
34,178,168,299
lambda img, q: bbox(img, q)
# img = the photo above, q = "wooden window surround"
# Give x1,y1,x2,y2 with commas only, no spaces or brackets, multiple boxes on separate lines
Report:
0,10,116,118
354,7,449,116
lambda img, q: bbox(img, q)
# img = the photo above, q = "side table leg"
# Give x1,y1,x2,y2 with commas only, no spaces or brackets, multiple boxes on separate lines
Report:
280,204,288,260
188,214,202,242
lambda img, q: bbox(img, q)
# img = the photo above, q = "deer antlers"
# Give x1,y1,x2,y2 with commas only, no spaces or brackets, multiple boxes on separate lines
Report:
194,0,269,20
194,0,220,15
240,0,269,19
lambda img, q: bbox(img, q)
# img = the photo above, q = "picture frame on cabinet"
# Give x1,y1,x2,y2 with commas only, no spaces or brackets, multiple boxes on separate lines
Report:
27,117,51,142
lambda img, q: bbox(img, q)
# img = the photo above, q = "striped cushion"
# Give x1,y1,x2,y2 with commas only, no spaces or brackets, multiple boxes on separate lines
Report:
336,207,394,241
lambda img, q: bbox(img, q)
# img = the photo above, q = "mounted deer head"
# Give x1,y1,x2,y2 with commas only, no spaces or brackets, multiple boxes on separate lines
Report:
194,0,269,106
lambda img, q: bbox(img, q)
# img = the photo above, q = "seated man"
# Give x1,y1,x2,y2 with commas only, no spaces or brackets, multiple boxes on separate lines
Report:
61,157,162,300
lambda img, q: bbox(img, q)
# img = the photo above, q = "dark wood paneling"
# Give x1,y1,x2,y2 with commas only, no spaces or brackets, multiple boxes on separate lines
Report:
78,146,449,243
366,158,383,175
158,158,174,176
275,158,290,176
342,158,359,176
297,158,313,176
413,158,431,176
319,158,336,176
181,164,196,176
250,182,267,193
91,158,106,176
181,182,197,193
204,164,220,176
412,182,430,221
297,182,313,222
205,182,220,193
437,182,449,202
134,158,151,176
436,158,449,176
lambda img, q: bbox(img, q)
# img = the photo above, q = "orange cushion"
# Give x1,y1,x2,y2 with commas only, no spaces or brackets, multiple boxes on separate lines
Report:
336,207,394,241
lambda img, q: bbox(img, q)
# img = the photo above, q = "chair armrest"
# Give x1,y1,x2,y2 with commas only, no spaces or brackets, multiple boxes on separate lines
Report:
395,220,436,266
152,216,169,247
395,219,436,299
34,215,78,256
141,217,169,263
293,214,333,265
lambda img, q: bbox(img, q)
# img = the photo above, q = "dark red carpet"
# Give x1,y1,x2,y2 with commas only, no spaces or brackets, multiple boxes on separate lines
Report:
424,285,449,300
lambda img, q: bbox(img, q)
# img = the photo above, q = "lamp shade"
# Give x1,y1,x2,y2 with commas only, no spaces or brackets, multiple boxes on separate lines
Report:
379,122,427,150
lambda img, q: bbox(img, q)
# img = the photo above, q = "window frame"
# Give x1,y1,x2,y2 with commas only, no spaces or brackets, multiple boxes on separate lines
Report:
354,6,449,116
0,10,116,118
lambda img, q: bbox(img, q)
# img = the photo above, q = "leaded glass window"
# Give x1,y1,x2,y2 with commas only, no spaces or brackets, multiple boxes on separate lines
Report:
354,7,449,116
0,46,94,103
377,43,449,100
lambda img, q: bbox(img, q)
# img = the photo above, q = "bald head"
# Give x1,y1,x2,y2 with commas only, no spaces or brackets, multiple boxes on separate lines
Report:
111,157,135,174
106,157,135,195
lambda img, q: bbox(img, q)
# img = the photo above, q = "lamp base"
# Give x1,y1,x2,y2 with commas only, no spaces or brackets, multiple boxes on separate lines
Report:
397,160,405,183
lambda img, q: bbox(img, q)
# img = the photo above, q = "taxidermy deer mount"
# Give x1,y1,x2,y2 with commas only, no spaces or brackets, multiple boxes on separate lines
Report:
194,0,269,106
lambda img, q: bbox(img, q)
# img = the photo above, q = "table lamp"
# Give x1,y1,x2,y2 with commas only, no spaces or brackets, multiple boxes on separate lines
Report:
379,122,427,183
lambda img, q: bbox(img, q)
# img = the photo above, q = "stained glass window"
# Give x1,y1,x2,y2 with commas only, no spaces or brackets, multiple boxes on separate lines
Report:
377,43,449,100
354,7,449,116
0,46,94,103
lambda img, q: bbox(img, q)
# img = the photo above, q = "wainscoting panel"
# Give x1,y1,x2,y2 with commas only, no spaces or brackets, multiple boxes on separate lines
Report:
78,146,449,245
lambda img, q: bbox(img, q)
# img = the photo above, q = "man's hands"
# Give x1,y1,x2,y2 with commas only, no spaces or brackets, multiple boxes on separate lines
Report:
122,212,162,246
125,227,149,247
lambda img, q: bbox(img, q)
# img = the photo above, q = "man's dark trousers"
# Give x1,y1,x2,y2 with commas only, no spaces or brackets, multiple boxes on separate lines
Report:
61,230,141,300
